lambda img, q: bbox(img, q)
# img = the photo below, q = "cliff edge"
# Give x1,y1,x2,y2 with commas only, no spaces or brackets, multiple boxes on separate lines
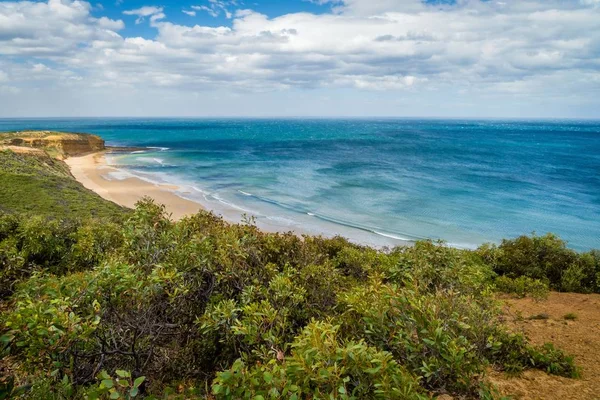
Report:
0,130,105,158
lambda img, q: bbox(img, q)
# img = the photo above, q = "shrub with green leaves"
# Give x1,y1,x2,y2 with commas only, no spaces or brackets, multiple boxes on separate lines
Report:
494,276,549,300
478,233,600,293
212,321,426,400
86,370,146,400
0,200,586,399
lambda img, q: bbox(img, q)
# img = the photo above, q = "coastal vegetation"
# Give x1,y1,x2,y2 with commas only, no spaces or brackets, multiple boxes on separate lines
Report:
0,149,125,220
0,136,598,399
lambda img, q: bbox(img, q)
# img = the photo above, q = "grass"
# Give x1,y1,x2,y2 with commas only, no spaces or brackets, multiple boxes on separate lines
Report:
563,313,578,321
0,149,126,221
528,313,550,320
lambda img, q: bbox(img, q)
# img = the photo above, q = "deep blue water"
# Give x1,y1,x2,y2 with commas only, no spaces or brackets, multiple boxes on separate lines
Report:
2,118,599,250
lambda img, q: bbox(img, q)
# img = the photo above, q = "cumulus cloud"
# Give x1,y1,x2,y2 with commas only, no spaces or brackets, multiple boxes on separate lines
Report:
0,0,599,116
0,0,123,57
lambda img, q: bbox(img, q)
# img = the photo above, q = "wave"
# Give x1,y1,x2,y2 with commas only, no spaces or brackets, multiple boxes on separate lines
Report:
244,192,427,244
147,146,170,151
211,193,257,214
372,230,413,242
104,157,440,247
265,215,298,226
135,157,166,165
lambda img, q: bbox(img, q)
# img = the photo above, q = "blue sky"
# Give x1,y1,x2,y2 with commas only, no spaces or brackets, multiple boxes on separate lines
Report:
98,0,332,36
0,0,599,118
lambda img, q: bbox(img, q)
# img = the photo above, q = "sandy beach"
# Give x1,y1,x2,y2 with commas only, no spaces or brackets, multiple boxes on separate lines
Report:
65,151,203,220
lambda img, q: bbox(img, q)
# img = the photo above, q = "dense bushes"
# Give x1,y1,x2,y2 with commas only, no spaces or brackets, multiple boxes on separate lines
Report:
478,233,600,293
0,212,124,299
494,276,549,300
0,199,586,399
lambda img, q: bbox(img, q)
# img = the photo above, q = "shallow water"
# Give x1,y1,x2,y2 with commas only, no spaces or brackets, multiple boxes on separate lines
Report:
2,118,599,250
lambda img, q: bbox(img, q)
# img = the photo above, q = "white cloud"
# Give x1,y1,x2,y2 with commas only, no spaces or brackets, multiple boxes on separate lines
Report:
192,0,236,19
182,10,197,17
0,70,8,82
97,16,125,30
191,5,219,18
123,6,164,24
0,0,123,57
0,0,599,117
32,63,50,73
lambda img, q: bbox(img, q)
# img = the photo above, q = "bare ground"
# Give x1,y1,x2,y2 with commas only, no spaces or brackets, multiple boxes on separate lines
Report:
488,292,600,399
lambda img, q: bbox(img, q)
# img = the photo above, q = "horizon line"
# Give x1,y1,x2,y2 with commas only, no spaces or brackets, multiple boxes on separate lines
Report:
1,116,599,121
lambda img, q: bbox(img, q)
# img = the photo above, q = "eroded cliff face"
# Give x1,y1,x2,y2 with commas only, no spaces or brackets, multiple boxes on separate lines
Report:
1,131,105,158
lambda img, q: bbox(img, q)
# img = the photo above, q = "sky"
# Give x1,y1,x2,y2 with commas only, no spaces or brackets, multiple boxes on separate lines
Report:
0,0,599,118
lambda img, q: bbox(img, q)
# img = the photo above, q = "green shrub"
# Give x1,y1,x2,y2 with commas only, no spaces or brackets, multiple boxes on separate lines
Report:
85,370,146,400
0,205,584,399
339,278,495,395
0,212,20,241
479,233,600,293
487,331,579,378
494,276,549,300
212,321,426,400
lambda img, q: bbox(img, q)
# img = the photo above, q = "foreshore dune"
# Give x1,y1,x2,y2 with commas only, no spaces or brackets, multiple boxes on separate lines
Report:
65,151,203,220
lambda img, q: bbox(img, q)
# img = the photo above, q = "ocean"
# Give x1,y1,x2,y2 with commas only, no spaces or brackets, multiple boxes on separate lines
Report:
1,118,599,251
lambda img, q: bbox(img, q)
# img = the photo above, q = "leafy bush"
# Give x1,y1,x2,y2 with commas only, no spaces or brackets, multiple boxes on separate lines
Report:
212,321,426,400
86,370,146,400
494,276,549,300
478,234,600,293
0,201,584,399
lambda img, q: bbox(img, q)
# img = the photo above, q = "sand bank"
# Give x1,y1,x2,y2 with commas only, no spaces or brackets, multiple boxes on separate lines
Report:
65,152,203,220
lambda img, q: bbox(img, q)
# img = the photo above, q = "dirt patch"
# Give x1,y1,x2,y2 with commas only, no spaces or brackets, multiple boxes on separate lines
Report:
489,292,600,399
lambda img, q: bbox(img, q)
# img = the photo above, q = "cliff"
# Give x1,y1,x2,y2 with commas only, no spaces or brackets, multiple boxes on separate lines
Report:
0,130,105,158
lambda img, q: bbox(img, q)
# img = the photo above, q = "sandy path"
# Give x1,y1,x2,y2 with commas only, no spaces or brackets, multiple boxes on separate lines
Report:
65,151,203,220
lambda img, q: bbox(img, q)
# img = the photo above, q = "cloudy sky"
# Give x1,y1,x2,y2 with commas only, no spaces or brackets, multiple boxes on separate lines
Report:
0,0,599,118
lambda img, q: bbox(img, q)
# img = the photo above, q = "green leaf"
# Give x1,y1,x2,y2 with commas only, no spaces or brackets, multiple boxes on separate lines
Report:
129,387,139,398
115,370,130,378
263,371,273,384
133,376,145,388
101,380,114,389
109,390,120,399
0,334,14,346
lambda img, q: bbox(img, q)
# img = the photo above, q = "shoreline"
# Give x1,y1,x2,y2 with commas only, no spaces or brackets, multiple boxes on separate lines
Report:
65,151,204,220
63,150,413,248
65,149,424,249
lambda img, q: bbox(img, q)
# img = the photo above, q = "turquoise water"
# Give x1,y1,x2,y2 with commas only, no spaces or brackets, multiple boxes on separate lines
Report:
1,118,599,250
